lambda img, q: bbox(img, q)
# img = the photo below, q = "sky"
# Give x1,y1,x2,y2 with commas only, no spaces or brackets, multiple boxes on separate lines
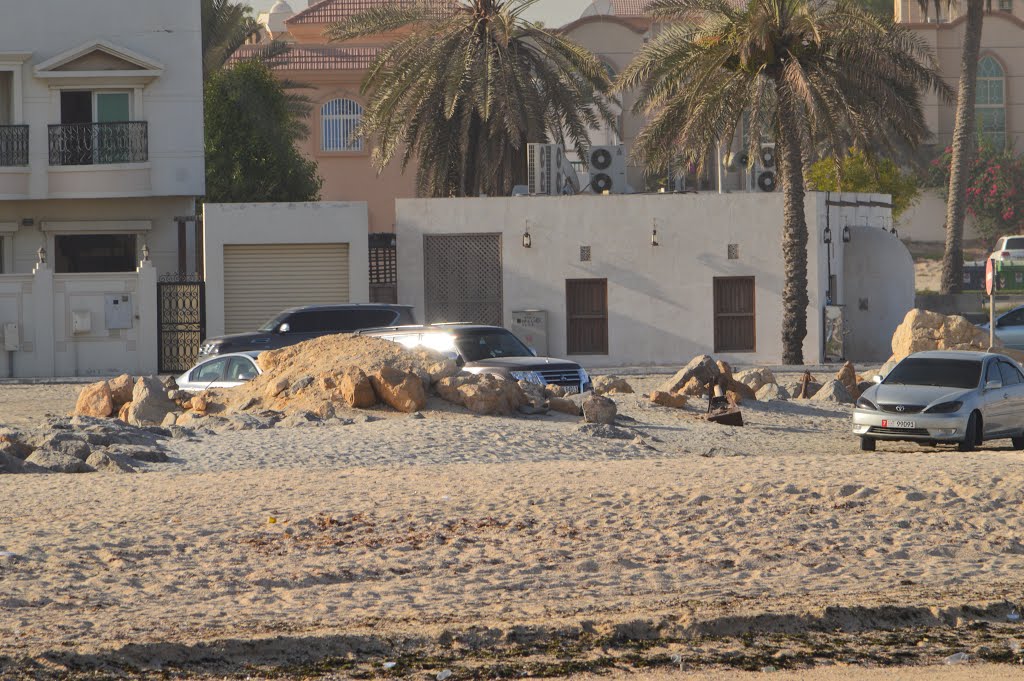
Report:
245,0,594,27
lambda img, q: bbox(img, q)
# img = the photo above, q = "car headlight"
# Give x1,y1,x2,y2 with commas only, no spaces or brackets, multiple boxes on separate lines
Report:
510,370,545,385
925,400,963,414
578,368,591,386
855,396,877,410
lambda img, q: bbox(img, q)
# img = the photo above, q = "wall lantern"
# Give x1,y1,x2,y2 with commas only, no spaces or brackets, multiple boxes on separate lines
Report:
142,243,151,262
522,220,532,249
651,218,660,247
823,225,833,245
36,246,46,264
842,225,851,243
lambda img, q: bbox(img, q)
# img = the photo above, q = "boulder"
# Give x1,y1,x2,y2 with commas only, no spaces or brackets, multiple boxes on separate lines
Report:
436,373,527,416
266,378,289,399
734,368,776,393
427,359,460,384
810,379,854,404
337,366,377,409
716,360,733,381
86,451,136,474
593,375,634,395
191,392,209,414
756,383,790,401
25,449,94,473
1,451,48,474
548,396,582,416
650,390,688,409
658,355,720,394
582,394,617,425
0,434,33,460
370,366,428,413
726,379,757,402
517,380,548,409
126,377,178,427
107,374,135,408
161,412,179,428
891,308,992,362
104,444,169,463
546,384,569,398
74,381,115,418
680,376,707,397
117,401,132,422
725,389,744,406
836,361,861,400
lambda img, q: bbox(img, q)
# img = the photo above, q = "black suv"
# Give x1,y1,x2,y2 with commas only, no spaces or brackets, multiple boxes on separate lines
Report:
359,324,592,393
198,304,416,358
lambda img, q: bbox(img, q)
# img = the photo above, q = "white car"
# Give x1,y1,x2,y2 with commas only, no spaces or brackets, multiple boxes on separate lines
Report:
176,351,262,393
990,235,1024,261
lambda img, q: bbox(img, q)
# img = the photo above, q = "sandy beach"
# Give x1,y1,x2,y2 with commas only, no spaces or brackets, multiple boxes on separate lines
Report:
3,375,1024,679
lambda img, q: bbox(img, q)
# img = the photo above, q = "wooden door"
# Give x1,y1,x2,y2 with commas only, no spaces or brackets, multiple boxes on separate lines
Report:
566,278,608,355
713,277,756,352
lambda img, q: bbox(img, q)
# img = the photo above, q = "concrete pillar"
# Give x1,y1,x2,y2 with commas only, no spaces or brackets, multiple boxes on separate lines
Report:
31,259,55,377
136,258,158,374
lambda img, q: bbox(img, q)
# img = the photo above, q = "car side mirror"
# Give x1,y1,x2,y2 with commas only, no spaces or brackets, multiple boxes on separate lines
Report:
278,323,290,334
872,375,882,384
986,379,1002,391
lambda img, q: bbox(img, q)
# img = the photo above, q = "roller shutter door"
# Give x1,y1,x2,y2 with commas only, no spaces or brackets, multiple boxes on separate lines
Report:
223,243,349,334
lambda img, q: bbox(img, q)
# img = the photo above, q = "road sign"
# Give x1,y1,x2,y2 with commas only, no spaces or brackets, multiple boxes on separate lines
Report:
986,258,995,295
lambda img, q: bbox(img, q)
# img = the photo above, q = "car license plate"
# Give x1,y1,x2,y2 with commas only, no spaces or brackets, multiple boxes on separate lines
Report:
882,419,915,429
563,386,581,395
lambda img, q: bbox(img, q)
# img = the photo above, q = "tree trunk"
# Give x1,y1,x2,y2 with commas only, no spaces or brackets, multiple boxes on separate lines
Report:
940,0,985,294
776,92,810,365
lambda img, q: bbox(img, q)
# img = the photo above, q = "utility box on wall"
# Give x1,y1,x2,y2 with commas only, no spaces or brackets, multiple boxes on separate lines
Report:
105,294,133,330
509,309,548,356
3,322,19,351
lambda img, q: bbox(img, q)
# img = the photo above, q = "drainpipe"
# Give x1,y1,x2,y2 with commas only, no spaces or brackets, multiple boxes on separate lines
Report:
716,141,724,194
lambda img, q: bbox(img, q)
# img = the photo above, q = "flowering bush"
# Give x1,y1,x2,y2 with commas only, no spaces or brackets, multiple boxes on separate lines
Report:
930,139,1024,245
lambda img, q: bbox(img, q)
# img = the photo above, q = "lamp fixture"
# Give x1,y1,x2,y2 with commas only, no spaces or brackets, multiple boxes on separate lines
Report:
142,243,151,262
842,225,851,243
36,246,46,264
522,220,532,248
651,219,660,246
823,225,832,245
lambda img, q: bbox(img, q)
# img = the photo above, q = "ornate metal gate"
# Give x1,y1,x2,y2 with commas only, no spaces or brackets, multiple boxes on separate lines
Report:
423,233,503,325
158,273,206,373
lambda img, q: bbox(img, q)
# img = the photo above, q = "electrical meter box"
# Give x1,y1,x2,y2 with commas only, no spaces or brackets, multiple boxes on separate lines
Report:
105,294,133,330
3,322,19,351
509,309,548,356
72,310,92,334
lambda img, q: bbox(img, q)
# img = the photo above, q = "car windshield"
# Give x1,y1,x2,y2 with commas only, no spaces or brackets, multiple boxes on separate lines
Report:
258,313,288,332
1005,237,1024,250
454,330,532,362
883,358,981,389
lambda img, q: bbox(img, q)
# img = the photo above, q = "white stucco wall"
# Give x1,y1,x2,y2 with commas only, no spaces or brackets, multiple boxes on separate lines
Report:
202,202,371,338
898,189,982,243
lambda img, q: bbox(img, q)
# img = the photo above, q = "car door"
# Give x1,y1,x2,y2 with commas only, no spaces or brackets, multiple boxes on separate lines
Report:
186,357,230,391
981,359,1009,436
998,360,1024,436
995,309,1024,349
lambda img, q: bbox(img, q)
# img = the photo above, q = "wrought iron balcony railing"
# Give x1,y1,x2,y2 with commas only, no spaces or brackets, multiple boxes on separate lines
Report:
0,125,29,167
48,121,148,166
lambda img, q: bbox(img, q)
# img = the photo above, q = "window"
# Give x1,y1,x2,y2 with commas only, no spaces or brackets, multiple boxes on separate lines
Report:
321,98,363,152
986,361,1002,388
227,357,259,381
713,277,756,352
193,358,228,383
999,361,1022,386
998,0,1013,11
566,278,609,355
976,56,1006,150
53,89,143,165
998,308,1024,327
0,71,12,125
54,234,137,273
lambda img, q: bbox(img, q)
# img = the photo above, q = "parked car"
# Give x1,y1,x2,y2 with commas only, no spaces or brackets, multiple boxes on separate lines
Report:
978,305,1024,349
359,324,593,393
852,350,1024,452
198,304,416,358
989,235,1024,261
177,351,263,393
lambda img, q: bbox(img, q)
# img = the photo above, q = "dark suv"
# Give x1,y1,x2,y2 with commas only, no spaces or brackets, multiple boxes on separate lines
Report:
359,324,592,393
198,304,415,358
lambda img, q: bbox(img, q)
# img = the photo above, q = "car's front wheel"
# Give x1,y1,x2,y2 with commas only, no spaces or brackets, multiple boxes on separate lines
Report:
1012,433,1024,450
860,436,876,452
959,412,981,452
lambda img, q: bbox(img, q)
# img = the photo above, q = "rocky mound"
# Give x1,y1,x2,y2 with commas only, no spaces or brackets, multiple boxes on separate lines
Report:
888,308,1024,366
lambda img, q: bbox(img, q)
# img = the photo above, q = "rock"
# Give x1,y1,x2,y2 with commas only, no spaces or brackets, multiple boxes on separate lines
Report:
726,379,757,402
582,394,617,425
25,449,94,473
810,379,854,404
436,373,527,416
593,375,634,395
161,375,178,392
191,392,209,414
734,368,776,393
288,375,314,395
890,308,996,362
546,384,569,398
658,355,720,394
74,381,115,418
427,359,460,384
517,380,548,409
266,378,289,399
650,390,688,409
548,396,582,416
117,401,132,422
160,412,179,428
787,374,822,399
680,376,707,397
576,423,633,439
836,361,861,400
126,377,178,427
1,451,49,474
104,444,169,463
86,451,136,473
337,366,377,409
715,360,733,381
725,389,744,405
857,380,874,395
107,374,135,407
278,411,323,428
370,366,428,413
756,383,790,401
0,434,33,460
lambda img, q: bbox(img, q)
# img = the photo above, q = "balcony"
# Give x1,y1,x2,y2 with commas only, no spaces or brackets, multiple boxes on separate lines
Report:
48,121,148,166
0,125,29,167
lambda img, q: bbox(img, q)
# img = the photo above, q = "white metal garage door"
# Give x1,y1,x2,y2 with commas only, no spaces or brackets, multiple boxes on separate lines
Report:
223,243,350,334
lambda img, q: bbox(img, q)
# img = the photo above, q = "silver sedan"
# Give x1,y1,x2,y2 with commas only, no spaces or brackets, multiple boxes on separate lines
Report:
176,351,263,393
851,350,1024,452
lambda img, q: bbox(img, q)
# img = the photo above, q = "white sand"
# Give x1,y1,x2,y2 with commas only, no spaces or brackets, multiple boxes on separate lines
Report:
2,376,1024,678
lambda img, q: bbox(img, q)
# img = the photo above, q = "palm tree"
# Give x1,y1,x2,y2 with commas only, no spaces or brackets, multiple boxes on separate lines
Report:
921,0,989,294
201,0,261,80
326,0,615,198
617,0,950,364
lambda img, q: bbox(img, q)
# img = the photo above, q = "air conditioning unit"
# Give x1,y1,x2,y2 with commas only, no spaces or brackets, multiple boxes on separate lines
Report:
752,143,777,192
588,144,628,194
527,143,566,196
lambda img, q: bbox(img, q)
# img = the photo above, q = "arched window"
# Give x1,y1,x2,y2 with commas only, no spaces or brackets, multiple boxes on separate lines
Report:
976,56,1006,150
321,98,363,152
